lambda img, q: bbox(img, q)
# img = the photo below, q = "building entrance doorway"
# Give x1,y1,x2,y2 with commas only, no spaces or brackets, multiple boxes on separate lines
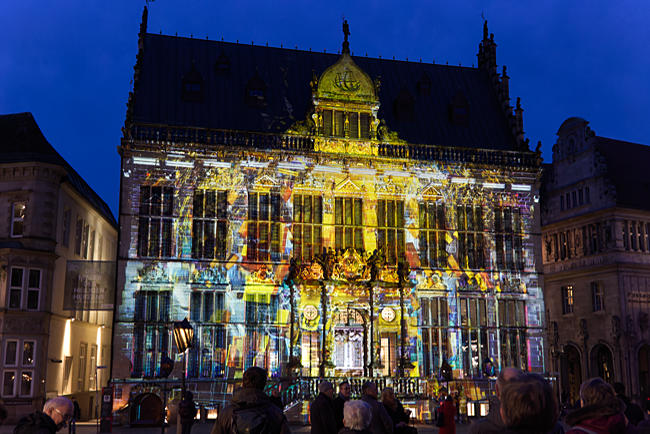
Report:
591,344,614,383
333,309,366,376
563,345,582,405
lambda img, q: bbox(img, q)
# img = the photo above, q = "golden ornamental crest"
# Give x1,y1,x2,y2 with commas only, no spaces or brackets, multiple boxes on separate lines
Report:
333,69,361,92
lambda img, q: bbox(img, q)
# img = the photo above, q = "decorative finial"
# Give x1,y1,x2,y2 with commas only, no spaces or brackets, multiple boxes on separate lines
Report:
342,19,350,55
483,18,488,40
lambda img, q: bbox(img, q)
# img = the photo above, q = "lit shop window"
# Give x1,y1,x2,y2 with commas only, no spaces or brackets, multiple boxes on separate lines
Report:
334,197,363,251
377,199,405,265
293,194,323,261
192,190,228,260
138,186,174,258
247,192,281,262
418,202,447,268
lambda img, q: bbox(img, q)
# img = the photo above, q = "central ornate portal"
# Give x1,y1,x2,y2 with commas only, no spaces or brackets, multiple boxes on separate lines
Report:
286,248,415,378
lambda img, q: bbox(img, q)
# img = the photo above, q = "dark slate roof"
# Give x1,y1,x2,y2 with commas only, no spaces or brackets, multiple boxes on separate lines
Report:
595,136,650,211
0,113,117,227
132,34,518,150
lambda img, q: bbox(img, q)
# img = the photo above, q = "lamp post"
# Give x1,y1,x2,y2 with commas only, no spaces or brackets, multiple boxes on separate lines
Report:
173,318,194,434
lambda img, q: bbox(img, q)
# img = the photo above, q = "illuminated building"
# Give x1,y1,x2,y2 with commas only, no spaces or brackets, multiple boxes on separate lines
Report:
542,117,650,405
113,9,546,412
0,113,117,421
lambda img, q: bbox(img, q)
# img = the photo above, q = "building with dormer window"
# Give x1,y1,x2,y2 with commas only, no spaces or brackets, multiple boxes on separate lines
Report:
112,9,546,420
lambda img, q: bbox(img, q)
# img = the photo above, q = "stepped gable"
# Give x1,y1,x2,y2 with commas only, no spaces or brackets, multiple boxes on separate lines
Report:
130,33,519,151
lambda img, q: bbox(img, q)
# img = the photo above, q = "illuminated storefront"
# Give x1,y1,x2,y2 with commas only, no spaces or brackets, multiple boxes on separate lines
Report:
113,12,546,408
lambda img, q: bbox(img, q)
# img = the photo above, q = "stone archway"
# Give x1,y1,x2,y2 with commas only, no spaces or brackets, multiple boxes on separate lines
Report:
591,344,614,383
563,345,582,405
639,344,650,400
130,392,163,426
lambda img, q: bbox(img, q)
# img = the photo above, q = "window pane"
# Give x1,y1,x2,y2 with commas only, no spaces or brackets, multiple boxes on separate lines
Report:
5,342,17,365
27,290,39,310
28,270,40,288
20,371,32,396
9,290,21,309
11,268,23,288
3,372,15,396
22,342,34,366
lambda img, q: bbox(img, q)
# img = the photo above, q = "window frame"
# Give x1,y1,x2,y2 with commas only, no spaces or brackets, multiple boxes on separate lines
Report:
334,197,364,251
11,202,26,238
192,189,229,260
377,199,405,265
4,340,18,367
561,285,574,315
2,370,16,397
19,370,34,397
26,269,41,311
293,194,323,261
591,281,605,312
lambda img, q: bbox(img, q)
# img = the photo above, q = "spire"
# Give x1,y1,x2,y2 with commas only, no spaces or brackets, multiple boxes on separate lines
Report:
342,19,350,55
140,6,148,36
483,19,488,41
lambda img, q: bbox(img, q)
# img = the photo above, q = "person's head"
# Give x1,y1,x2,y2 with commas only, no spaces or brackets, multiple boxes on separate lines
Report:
339,381,351,398
579,378,616,408
381,387,396,405
343,400,372,431
496,367,524,399
43,397,74,431
499,373,558,434
319,381,334,399
613,382,625,396
242,367,268,390
361,381,377,398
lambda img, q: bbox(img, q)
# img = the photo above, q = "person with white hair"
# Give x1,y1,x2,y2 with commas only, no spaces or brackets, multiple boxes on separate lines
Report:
339,400,372,434
311,381,337,434
15,396,74,434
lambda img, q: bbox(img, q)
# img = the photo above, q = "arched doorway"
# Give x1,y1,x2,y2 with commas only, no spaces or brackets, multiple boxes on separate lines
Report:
130,392,163,426
563,345,582,406
591,344,614,383
639,345,650,400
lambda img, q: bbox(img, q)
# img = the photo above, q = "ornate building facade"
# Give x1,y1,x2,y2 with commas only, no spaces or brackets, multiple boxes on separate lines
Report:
0,113,117,421
542,117,650,405
113,9,546,411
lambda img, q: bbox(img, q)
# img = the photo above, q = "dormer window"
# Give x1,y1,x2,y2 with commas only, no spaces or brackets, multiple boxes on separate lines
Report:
449,91,469,125
320,110,370,139
417,73,431,96
393,88,414,122
182,62,204,103
245,72,267,108
214,51,230,74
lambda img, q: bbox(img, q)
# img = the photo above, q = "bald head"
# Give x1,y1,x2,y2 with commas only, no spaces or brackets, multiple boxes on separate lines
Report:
496,367,524,398
319,381,334,399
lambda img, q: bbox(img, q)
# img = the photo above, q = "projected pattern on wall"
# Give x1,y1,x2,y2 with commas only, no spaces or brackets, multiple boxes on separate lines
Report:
114,28,545,387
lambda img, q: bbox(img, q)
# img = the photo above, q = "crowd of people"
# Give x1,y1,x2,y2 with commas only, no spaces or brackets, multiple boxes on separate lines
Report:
11,365,650,434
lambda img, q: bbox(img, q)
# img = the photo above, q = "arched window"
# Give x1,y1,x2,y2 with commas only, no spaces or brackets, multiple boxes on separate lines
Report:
591,344,614,383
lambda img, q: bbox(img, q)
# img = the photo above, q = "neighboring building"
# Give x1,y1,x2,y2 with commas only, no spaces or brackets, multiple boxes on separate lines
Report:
542,117,650,405
0,113,117,421
113,9,546,417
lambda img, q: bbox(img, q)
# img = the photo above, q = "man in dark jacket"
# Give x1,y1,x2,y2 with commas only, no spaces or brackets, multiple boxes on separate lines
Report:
333,381,351,431
311,381,337,434
360,382,393,434
469,367,524,434
15,397,74,434
179,391,198,434
210,367,290,434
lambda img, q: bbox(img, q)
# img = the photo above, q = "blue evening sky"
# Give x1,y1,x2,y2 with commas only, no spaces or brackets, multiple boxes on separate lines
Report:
2,1,649,216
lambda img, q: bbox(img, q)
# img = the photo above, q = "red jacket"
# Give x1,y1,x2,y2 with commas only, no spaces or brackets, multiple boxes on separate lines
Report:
439,401,456,434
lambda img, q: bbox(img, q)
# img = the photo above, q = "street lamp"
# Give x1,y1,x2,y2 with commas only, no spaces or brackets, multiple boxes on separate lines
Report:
173,318,194,393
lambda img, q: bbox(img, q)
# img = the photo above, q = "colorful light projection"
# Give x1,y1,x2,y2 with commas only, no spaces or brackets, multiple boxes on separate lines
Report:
113,153,545,383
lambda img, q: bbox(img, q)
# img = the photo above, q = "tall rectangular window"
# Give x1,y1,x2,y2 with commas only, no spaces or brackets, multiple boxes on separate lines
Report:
377,199,405,265
138,186,174,257
247,192,281,262
334,198,363,251
89,230,96,260
562,286,574,314
293,194,323,261
77,343,87,391
62,208,71,247
418,202,447,268
455,205,485,270
494,206,524,270
591,282,605,312
8,268,40,310
75,217,83,255
418,297,451,376
11,202,26,238
82,223,89,259
192,190,228,260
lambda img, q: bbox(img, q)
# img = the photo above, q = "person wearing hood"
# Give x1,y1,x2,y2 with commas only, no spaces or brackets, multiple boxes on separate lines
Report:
565,378,628,434
210,367,290,434
15,397,74,434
